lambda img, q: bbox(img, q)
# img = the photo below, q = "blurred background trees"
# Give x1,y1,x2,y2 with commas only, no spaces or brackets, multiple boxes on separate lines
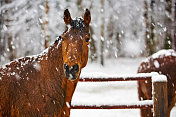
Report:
0,0,175,65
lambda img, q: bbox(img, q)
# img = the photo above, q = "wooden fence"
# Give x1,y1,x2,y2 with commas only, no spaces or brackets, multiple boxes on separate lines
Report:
71,72,168,117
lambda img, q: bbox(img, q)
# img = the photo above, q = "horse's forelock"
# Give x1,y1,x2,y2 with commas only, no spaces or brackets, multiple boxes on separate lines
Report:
70,18,85,30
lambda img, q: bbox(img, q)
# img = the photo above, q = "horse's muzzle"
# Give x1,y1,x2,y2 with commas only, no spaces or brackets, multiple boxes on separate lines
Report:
64,63,79,80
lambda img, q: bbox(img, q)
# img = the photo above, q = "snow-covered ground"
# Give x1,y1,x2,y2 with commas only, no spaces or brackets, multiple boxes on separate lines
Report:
70,58,176,117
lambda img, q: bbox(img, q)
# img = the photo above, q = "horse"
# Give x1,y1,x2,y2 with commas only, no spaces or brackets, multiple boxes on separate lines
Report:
138,49,176,117
0,9,91,117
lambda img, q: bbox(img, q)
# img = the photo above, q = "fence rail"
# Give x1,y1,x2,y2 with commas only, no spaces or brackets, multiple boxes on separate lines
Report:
79,77,151,82
71,100,153,109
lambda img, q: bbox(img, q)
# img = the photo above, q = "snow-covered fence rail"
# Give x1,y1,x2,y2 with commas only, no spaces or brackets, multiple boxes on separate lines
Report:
79,72,152,82
71,100,153,109
71,72,168,117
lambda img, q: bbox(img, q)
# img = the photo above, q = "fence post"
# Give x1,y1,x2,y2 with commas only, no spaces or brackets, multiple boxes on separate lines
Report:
152,75,168,117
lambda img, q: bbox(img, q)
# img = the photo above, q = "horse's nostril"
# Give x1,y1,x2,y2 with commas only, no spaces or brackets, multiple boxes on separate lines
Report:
73,64,79,73
70,64,79,75
64,64,69,76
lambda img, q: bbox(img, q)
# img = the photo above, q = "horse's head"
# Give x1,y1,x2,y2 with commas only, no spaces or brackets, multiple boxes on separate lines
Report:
61,9,91,81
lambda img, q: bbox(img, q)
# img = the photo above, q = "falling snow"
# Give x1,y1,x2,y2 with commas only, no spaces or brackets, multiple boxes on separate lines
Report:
0,0,176,117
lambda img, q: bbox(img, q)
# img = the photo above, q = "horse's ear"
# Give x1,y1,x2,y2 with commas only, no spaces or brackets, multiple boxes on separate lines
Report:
83,9,91,26
64,9,72,25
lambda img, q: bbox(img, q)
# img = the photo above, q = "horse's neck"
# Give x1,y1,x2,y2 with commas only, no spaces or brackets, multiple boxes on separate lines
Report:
47,41,63,69
44,41,65,85
46,41,69,106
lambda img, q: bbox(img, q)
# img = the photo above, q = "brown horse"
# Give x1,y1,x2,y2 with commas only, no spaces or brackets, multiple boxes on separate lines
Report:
138,49,176,117
0,9,91,117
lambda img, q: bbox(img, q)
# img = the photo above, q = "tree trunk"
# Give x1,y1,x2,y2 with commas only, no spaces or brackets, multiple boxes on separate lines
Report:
43,0,50,49
7,34,16,61
100,0,104,65
0,1,6,57
5,0,16,61
164,0,172,49
89,1,97,62
106,15,114,58
144,0,151,56
89,26,97,62
149,0,156,55
144,0,156,56
115,32,121,57
171,0,176,50
77,0,83,10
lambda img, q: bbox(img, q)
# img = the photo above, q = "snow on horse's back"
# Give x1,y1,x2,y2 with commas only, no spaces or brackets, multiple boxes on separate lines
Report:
138,49,176,117
0,9,91,117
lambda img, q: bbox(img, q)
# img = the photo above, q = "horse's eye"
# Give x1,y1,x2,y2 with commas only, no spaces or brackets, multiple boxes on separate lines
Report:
85,38,89,42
